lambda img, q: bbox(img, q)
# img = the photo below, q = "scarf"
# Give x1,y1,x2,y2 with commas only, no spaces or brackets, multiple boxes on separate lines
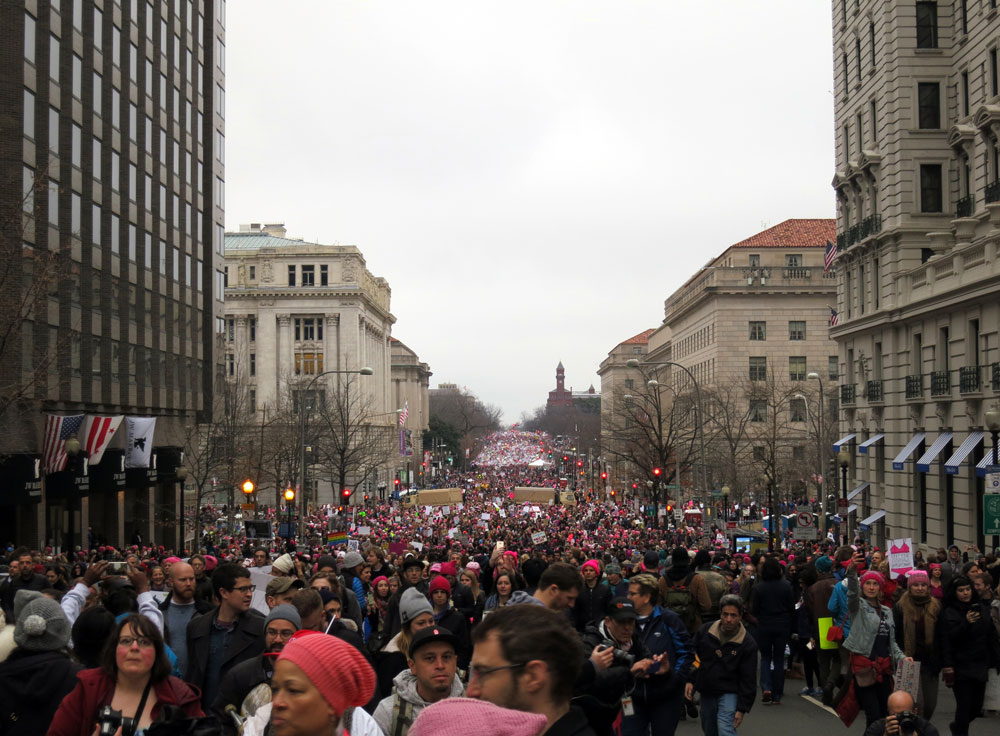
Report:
898,591,938,656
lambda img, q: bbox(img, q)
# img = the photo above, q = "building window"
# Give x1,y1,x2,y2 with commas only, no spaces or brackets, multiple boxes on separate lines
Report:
855,36,861,82
226,353,234,376
225,318,234,342
50,35,59,82
960,0,968,34
301,264,315,286
295,352,324,376
294,317,323,342
748,254,760,268
749,321,766,340
789,356,807,381
749,401,767,423
829,356,839,380
223,266,228,287
287,265,295,286
249,390,256,413
919,164,943,212
320,264,328,286
789,321,806,340
916,2,938,48
749,357,767,381
992,49,999,97
917,82,940,128
869,22,876,67
249,317,256,341
785,254,802,268
25,12,36,64
962,71,970,117
249,265,255,281
624,378,633,390
790,398,807,423
871,99,878,143
249,353,255,376
843,52,849,100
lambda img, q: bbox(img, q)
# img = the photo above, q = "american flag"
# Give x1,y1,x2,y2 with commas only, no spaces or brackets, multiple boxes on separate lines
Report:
82,415,123,464
399,400,409,426
42,414,85,475
829,307,840,327
824,239,837,273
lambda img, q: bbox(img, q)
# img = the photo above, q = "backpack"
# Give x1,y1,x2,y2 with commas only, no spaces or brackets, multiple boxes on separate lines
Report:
663,572,699,634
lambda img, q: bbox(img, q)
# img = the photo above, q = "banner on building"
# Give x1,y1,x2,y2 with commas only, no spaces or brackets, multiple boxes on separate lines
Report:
82,415,124,465
42,414,85,474
398,429,413,456
124,417,157,468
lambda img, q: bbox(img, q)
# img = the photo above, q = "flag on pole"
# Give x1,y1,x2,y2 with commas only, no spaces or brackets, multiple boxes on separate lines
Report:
399,400,409,426
824,239,837,272
42,414,85,474
82,415,123,464
125,417,157,468
829,307,840,327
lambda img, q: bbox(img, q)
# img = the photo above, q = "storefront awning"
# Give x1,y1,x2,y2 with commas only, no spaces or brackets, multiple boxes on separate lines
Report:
944,431,984,475
858,434,885,455
976,450,997,478
860,509,887,528
892,433,926,470
847,482,870,501
832,433,857,453
916,432,954,472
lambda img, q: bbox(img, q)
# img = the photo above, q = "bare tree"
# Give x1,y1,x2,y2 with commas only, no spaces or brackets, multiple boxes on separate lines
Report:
429,387,502,465
703,378,756,505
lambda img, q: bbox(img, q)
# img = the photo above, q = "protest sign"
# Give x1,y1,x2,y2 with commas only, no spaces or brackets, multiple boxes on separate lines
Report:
888,538,914,579
531,531,547,545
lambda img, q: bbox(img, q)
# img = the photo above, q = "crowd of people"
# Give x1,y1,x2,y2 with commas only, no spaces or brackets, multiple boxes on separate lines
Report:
1,431,999,736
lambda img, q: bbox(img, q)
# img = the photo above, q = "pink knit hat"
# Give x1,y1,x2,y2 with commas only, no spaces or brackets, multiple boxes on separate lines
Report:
860,570,885,588
409,698,547,736
429,575,452,595
276,630,375,716
906,570,929,584
581,559,601,575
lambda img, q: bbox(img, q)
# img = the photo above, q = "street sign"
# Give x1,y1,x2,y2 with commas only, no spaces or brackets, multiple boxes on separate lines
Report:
726,521,737,529
985,494,1000,536
986,467,1000,493
710,489,722,498
795,506,817,540
240,503,256,510
837,498,849,515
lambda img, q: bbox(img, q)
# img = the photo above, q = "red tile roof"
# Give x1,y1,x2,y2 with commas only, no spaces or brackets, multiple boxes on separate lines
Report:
620,329,654,346
730,219,835,249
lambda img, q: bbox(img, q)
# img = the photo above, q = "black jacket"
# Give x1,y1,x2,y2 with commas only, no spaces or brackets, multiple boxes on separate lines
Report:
211,655,271,736
750,578,795,631
573,582,612,632
433,607,470,670
940,599,1000,682
576,621,647,735
184,606,265,707
0,649,81,735
688,620,758,714
0,573,48,621
546,705,598,736
863,714,940,736
386,580,429,639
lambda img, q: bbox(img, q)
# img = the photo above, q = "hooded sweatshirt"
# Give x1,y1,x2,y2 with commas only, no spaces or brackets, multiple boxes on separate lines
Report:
373,668,465,735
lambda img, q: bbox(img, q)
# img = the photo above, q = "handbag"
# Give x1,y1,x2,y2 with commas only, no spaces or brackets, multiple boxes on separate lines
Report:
826,625,844,643
854,667,877,687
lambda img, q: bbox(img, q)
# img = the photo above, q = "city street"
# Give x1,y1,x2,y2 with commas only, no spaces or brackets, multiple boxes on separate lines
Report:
675,680,998,736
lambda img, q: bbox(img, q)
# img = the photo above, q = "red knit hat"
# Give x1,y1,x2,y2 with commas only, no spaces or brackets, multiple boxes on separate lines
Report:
409,698,547,736
860,570,885,588
276,630,375,716
429,575,452,595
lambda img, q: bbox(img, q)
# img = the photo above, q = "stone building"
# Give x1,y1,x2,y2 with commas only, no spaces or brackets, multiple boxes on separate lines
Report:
0,0,225,548
391,337,432,490
830,0,1000,549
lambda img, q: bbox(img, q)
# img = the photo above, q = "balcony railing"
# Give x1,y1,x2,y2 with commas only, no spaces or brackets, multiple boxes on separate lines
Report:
986,180,1000,204
931,370,951,396
847,224,861,246
906,374,923,399
782,267,811,279
860,214,882,238
841,383,856,405
956,194,975,218
866,379,883,402
837,232,847,251
993,362,1000,391
959,365,981,393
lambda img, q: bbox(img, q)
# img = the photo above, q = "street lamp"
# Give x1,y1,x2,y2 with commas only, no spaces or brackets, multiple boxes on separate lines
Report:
64,436,83,553
176,466,187,550
626,358,709,515
299,367,374,519
986,408,1000,550
283,487,296,544
838,447,851,545
807,371,828,534
722,484,730,523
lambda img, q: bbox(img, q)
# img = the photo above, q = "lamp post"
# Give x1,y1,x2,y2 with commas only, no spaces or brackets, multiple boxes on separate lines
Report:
625,359,709,515
807,371,827,535
298,367,374,520
64,436,83,553
722,484,730,523
986,408,1000,551
176,466,187,550
283,487,296,545
838,448,851,545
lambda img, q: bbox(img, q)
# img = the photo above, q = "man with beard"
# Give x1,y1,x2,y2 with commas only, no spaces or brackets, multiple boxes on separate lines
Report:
0,548,47,622
159,561,213,678
373,626,465,735
211,604,301,736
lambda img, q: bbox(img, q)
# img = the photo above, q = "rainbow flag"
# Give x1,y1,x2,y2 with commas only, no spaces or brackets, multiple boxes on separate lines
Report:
327,531,348,546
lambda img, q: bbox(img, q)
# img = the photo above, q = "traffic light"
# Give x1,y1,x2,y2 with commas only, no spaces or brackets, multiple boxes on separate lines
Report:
242,479,255,495
653,468,662,477
394,478,400,487
666,503,673,512
562,455,568,462
576,460,583,468
342,488,352,500
610,489,616,497
283,487,295,502
600,472,608,480
631,482,638,490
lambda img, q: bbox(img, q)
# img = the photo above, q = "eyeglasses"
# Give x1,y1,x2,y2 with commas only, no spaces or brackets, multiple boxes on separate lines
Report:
265,628,296,639
231,584,256,594
118,636,154,649
469,662,526,682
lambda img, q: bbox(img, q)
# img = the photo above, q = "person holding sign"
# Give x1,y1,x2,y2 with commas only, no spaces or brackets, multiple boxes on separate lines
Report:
891,570,942,719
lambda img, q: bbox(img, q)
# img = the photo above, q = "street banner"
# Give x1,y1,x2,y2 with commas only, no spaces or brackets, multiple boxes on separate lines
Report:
888,538,914,579
124,417,156,468
82,415,123,464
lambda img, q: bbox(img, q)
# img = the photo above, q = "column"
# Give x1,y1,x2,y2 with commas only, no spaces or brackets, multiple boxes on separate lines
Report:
325,314,339,374
277,315,292,384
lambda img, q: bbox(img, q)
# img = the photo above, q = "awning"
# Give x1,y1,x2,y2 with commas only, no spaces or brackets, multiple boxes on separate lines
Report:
833,433,857,453
976,450,997,478
916,432,954,472
860,509,887,527
944,431,984,475
848,503,858,515
893,433,927,470
847,482,870,501
858,434,885,455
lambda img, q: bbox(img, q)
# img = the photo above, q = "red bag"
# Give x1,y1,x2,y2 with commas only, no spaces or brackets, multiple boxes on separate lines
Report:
826,625,844,643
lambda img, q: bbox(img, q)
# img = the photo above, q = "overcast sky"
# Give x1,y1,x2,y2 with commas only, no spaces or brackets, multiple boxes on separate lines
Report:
226,1,835,424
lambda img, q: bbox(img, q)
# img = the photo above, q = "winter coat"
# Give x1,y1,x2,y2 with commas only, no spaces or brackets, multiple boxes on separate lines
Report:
804,572,837,641
184,607,265,708
578,621,648,735
573,582,612,632
432,606,470,670
0,649,80,735
47,667,203,736
940,598,1000,682
688,620,758,714
750,578,795,632
841,566,904,667
372,667,464,736
211,655,270,736
632,605,694,701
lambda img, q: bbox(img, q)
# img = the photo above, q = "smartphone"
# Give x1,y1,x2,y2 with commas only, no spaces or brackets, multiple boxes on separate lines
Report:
497,541,505,551
107,561,128,575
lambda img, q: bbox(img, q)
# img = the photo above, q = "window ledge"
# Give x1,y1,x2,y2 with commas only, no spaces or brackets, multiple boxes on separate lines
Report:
914,48,944,55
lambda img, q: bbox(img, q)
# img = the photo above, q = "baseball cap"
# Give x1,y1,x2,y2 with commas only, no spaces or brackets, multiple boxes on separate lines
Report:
266,576,304,597
606,596,638,621
408,625,459,659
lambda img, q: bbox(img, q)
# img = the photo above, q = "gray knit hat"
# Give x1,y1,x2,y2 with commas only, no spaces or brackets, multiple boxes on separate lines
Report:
12,589,43,622
14,597,71,651
399,586,433,625
343,551,365,569
265,604,302,631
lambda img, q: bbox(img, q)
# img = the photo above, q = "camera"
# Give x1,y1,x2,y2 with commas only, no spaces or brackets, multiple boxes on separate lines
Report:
97,705,136,736
106,561,128,575
599,639,636,668
894,711,918,734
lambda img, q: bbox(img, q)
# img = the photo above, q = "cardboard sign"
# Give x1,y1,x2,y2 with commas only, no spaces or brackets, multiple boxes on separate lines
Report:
347,540,359,552
499,509,507,518
531,531,547,545
388,542,405,554
888,538,914,579
480,512,491,520
410,541,424,552
895,658,920,703
357,526,371,537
